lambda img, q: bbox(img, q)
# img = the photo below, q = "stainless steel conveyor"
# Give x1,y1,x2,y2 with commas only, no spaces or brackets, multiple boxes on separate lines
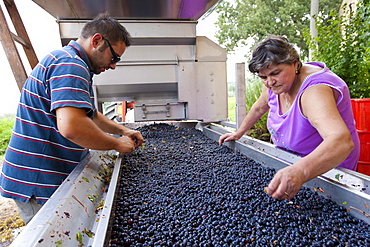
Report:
10,122,370,247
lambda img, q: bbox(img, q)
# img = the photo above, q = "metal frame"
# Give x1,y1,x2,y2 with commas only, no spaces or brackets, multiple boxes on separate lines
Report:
10,151,122,247
11,122,370,247
0,0,38,91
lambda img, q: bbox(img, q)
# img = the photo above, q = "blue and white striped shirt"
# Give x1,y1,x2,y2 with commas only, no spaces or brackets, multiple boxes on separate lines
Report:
0,41,95,204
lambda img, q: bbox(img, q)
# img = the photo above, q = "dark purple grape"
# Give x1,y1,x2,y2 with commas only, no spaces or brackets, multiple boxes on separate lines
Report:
108,123,369,246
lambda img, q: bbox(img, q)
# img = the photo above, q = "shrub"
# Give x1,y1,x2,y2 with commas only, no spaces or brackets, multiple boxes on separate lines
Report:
305,0,370,98
0,114,15,156
245,77,270,141
228,77,270,141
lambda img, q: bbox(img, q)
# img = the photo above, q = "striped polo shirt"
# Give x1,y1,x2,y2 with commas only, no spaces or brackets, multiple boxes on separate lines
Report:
0,41,95,204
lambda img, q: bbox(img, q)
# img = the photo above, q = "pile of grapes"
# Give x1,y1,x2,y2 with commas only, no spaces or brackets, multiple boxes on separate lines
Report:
109,123,369,246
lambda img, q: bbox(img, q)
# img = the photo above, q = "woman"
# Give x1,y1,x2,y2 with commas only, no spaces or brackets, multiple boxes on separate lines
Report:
218,34,360,200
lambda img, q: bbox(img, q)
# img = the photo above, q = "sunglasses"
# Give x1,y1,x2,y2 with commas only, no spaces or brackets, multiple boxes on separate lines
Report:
102,37,121,64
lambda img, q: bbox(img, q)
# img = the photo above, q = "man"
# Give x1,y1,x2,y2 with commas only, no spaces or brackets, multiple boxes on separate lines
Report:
0,14,144,224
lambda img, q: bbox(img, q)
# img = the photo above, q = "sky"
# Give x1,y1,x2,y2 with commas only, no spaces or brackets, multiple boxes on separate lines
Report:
0,0,249,116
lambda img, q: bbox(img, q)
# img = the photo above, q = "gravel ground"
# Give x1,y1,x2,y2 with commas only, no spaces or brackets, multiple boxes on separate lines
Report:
0,197,17,218
0,161,18,218
0,160,21,247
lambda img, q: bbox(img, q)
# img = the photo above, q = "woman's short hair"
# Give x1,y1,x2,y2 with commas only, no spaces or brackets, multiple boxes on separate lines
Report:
248,34,301,74
81,14,131,47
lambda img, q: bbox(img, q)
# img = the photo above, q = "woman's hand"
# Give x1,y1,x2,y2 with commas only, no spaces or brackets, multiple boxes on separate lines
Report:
264,165,306,200
218,133,241,145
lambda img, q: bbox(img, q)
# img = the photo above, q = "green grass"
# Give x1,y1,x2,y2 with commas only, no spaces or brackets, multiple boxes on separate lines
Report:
228,78,270,141
0,115,15,156
228,97,236,122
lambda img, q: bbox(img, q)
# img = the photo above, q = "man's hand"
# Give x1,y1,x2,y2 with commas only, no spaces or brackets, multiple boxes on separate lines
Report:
116,136,136,154
124,129,144,148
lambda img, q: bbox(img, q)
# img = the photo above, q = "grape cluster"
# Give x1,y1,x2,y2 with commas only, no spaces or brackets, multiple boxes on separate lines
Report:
109,123,369,246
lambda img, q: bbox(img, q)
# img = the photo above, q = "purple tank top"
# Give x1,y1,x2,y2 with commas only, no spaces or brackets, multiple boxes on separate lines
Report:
267,62,360,170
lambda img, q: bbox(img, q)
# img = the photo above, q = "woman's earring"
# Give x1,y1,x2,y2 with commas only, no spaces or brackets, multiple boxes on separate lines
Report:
295,70,300,74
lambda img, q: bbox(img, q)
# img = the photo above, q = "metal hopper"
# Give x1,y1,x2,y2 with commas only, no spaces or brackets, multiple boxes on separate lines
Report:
31,0,227,122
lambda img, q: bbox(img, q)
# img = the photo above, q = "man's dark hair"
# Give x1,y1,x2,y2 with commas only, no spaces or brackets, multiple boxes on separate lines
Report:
81,14,131,47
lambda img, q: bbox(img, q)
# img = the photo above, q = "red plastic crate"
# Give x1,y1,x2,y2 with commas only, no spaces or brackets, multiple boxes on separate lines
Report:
357,161,370,176
351,99,357,121
351,98,370,131
358,131,370,162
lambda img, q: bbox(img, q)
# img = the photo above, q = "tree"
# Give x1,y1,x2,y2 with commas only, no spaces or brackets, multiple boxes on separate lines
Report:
215,0,342,60
306,0,370,98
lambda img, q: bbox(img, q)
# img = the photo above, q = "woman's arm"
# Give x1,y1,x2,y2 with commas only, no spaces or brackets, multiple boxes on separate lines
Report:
219,85,270,145
266,85,354,199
